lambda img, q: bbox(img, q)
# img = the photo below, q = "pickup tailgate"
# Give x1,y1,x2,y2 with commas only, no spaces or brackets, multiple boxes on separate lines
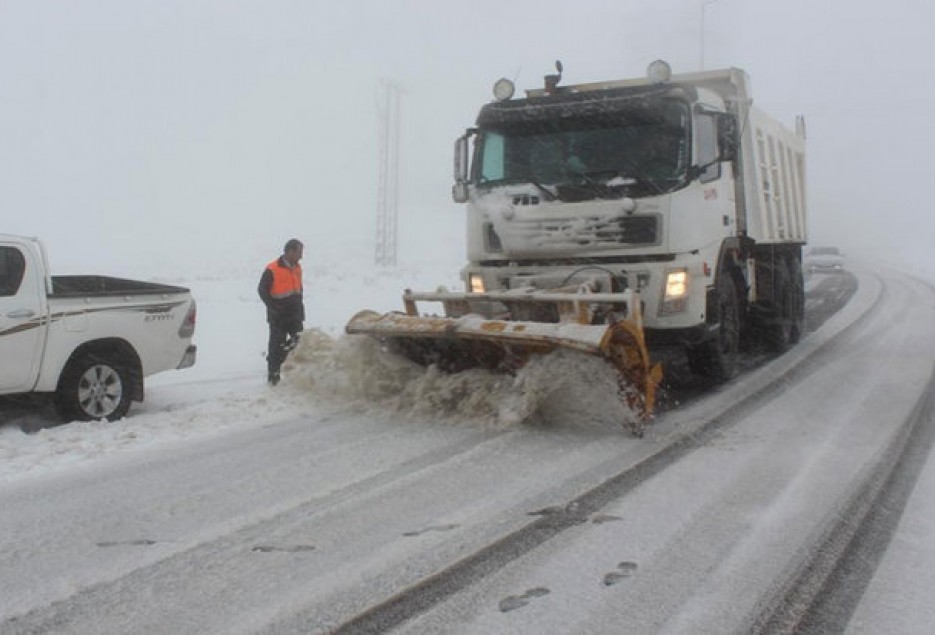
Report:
36,281,197,392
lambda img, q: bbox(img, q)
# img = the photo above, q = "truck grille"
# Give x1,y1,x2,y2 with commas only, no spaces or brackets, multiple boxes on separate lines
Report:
512,215,659,248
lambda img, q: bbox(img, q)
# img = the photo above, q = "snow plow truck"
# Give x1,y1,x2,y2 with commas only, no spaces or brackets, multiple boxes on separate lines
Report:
347,60,807,433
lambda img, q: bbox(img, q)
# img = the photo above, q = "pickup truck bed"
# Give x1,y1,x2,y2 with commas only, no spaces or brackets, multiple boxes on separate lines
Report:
50,276,189,297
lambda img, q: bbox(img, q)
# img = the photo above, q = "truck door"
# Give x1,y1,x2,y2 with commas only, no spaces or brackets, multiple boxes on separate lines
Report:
0,244,44,392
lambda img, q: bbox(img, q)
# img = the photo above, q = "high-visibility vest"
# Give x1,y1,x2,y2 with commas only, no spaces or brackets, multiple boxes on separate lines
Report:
266,259,303,300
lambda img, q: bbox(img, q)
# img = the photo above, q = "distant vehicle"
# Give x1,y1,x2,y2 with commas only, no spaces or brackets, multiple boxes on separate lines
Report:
0,234,197,421
805,246,845,273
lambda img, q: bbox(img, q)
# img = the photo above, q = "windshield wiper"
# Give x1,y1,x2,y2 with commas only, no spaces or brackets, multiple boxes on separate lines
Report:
529,180,558,201
480,177,558,201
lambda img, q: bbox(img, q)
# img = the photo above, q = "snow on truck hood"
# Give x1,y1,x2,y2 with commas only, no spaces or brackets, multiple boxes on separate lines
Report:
472,186,663,256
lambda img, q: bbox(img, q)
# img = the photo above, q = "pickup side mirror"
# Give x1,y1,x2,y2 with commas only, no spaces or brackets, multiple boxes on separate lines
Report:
716,113,739,162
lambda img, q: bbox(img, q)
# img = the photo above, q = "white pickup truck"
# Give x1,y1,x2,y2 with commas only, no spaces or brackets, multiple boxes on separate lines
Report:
0,234,197,421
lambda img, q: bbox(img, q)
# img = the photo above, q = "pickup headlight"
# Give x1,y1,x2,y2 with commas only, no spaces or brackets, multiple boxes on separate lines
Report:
469,274,486,293
661,269,688,313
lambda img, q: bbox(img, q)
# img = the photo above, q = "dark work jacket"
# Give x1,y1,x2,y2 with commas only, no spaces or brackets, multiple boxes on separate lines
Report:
258,256,305,326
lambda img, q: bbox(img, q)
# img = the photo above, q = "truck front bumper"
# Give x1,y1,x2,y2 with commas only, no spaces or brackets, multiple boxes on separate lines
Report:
645,323,716,349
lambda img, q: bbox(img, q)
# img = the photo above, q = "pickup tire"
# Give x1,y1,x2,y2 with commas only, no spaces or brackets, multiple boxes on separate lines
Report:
55,354,133,422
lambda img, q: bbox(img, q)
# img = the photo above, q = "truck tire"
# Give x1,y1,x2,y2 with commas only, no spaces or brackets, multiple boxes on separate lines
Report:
765,260,799,352
55,354,133,422
789,257,805,344
687,272,740,381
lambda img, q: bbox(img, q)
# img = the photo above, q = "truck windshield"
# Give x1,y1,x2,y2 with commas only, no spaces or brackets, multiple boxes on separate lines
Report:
476,101,689,192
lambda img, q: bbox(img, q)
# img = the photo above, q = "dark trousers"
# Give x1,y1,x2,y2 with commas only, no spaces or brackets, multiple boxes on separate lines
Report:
267,321,301,375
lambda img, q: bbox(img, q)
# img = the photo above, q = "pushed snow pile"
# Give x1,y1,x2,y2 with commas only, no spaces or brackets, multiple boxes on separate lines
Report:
281,329,637,430
0,330,638,485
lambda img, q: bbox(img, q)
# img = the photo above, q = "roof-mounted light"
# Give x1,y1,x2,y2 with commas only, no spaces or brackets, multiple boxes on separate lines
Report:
493,78,515,101
647,59,672,84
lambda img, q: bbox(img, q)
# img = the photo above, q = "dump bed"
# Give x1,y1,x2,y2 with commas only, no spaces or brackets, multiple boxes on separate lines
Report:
740,105,807,245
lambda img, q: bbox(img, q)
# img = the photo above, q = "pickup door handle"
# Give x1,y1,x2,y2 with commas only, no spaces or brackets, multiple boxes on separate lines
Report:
6,309,36,319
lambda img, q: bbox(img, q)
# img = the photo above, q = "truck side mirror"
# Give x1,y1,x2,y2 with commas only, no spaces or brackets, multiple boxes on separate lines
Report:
716,113,739,162
454,135,469,183
452,182,469,203
452,132,472,203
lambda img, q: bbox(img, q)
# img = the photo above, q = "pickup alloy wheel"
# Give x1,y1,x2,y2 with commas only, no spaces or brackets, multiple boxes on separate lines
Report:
56,356,132,422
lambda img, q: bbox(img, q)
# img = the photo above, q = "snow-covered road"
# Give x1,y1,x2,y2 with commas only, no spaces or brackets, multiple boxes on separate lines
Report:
1,267,933,633
400,271,935,634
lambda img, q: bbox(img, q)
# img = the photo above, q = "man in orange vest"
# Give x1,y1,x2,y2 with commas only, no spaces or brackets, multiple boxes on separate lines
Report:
258,239,305,385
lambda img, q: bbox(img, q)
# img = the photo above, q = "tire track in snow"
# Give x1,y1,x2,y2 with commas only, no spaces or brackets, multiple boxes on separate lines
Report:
328,271,885,634
0,428,504,633
756,275,935,634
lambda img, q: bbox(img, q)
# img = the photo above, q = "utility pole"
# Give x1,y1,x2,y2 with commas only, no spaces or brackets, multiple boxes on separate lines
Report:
700,0,719,70
375,80,401,267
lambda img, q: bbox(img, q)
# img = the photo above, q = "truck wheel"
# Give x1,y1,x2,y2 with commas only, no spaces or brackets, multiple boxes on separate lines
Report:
788,258,805,344
687,273,740,381
55,355,133,422
765,263,796,352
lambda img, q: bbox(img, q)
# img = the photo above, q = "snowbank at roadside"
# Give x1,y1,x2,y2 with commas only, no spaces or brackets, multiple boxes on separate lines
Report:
0,251,636,485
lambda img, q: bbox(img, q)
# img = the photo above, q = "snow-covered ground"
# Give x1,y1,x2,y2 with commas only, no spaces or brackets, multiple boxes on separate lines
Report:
1,228,644,484
2,259,935,633
847,446,935,634
0,235,472,482
0,261,917,487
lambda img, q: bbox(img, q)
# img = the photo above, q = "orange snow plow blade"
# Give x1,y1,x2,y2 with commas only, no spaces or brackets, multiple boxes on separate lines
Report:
345,287,662,432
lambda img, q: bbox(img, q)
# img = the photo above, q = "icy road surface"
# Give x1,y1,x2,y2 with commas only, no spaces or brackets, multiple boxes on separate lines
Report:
1,267,934,633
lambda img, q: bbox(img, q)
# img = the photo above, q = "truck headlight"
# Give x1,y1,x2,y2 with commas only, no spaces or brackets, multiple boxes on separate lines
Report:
661,269,688,313
469,274,486,293
665,270,688,299
647,59,672,84
493,78,515,101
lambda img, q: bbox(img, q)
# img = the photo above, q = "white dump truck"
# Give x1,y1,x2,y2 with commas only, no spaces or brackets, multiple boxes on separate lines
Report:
348,61,806,428
0,234,197,421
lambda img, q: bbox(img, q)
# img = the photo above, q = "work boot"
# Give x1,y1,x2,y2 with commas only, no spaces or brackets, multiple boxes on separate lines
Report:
267,371,281,386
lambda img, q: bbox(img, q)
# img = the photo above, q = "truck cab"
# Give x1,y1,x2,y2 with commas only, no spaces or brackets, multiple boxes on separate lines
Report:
452,61,806,378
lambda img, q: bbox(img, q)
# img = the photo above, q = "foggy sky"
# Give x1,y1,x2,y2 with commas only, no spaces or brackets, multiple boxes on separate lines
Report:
0,0,931,275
